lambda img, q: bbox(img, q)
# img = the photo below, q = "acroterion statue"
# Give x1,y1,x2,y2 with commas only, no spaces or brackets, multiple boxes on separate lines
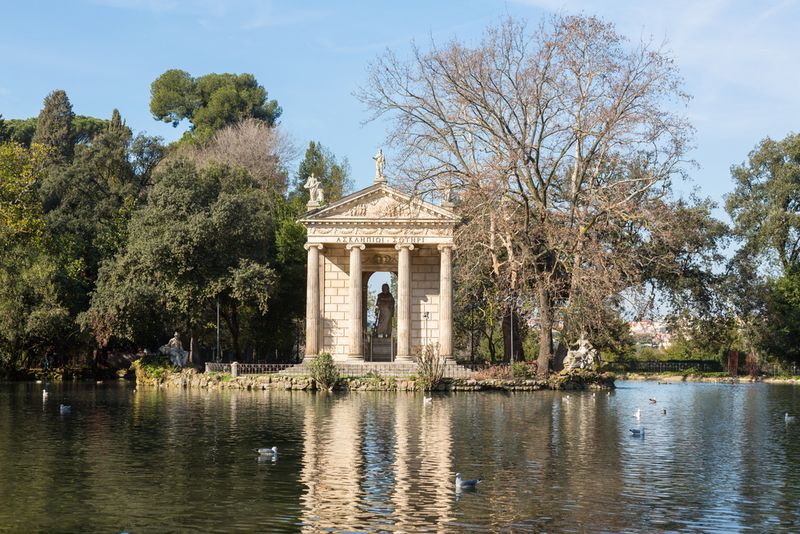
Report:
304,173,324,208
373,149,386,183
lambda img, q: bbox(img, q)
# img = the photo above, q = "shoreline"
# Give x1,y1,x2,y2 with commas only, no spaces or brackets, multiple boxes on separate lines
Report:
619,373,800,384
135,368,616,392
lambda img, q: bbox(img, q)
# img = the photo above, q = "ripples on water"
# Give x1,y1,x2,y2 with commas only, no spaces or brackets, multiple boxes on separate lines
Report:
1,381,800,532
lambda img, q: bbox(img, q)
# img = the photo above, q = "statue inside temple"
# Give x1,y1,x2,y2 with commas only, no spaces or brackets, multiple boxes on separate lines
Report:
374,283,395,338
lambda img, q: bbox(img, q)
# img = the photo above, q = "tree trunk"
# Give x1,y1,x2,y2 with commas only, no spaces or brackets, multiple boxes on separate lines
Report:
536,285,554,379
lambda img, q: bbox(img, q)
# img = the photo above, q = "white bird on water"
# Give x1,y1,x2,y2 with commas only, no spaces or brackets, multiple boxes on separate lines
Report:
455,473,482,489
254,446,278,457
423,396,433,405
786,412,796,424
59,404,71,414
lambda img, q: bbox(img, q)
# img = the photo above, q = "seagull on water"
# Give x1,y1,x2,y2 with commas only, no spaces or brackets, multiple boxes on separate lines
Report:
254,446,278,457
455,473,482,489
629,427,645,437
649,398,657,404
786,412,796,423
59,404,71,414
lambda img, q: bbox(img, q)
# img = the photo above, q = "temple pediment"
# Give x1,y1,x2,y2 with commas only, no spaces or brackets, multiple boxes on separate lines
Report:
300,183,455,223
299,183,456,245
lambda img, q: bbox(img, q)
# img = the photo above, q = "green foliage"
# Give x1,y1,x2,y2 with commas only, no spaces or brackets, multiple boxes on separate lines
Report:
308,352,339,390
0,115,7,143
5,117,38,146
131,351,176,382
32,90,75,164
294,141,352,203
727,133,800,272
415,343,446,390
0,143,48,241
39,110,157,319
150,69,281,141
87,159,278,357
760,269,800,362
5,115,109,148
0,240,73,373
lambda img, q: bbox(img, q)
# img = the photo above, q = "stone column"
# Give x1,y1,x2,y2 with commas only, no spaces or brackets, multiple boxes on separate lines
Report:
304,243,323,360
438,244,453,359
347,243,365,360
395,244,414,361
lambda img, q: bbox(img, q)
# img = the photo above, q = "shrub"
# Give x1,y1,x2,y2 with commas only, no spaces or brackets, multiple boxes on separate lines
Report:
416,343,446,390
473,364,513,380
309,352,339,391
131,351,176,382
512,361,534,380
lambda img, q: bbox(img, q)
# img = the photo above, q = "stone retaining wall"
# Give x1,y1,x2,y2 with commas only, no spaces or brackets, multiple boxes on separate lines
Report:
136,367,614,392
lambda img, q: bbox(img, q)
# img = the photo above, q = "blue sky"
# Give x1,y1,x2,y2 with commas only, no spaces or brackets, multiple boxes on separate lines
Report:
1,0,798,208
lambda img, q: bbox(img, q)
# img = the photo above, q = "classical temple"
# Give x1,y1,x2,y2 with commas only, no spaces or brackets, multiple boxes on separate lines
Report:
299,156,456,363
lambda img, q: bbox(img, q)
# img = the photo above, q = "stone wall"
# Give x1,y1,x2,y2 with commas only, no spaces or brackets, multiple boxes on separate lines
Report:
411,246,440,353
322,246,350,357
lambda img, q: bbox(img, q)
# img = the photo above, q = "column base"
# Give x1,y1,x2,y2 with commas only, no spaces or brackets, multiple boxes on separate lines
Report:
395,354,415,363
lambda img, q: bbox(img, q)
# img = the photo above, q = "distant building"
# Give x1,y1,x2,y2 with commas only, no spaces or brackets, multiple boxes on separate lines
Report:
628,320,672,349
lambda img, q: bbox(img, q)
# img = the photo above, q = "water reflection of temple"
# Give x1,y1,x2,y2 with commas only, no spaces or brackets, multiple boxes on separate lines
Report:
299,393,454,531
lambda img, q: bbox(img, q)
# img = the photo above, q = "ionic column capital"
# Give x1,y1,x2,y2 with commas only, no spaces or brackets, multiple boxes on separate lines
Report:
345,243,366,251
394,243,415,251
304,243,324,251
437,243,453,252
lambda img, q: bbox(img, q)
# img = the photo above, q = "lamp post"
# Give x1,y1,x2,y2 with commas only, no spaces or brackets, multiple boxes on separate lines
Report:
506,290,516,365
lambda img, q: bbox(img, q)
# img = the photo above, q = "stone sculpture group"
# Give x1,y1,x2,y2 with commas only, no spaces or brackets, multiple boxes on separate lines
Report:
562,336,601,370
160,331,189,367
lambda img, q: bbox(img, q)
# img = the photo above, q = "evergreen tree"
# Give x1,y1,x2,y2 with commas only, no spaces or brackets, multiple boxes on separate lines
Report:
32,90,75,163
0,114,7,143
150,70,282,142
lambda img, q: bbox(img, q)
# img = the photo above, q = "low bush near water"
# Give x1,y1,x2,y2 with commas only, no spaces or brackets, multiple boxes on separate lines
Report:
309,352,339,390
416,343,446,391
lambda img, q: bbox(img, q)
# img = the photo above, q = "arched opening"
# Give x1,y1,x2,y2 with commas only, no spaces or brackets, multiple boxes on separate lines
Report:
365,271,397,361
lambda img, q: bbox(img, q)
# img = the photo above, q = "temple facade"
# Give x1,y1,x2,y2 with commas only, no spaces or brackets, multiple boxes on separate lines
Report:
299,170,456,363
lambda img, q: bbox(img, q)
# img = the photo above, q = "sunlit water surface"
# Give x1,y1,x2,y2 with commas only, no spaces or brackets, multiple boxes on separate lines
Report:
1,380,800,532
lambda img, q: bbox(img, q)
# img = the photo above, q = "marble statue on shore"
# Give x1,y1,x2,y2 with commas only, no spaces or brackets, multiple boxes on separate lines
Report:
375,283,395,338
304,173,324,208
373,149,386,183
562,336,601,370
160,331,189,367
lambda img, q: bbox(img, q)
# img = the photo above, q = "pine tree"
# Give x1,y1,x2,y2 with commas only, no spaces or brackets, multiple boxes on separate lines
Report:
32,90,75,163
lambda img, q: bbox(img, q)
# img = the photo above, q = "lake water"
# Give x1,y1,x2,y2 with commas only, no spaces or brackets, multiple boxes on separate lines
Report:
1,380,799,532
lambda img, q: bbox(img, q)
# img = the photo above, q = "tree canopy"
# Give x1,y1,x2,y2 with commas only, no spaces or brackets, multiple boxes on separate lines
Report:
150,70,282,141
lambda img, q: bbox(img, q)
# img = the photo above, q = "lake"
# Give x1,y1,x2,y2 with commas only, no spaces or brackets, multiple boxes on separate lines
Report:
1,380,799,532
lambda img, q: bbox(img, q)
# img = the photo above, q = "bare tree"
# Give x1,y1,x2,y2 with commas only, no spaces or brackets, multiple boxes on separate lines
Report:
359,15,692,378
176,119,296,196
